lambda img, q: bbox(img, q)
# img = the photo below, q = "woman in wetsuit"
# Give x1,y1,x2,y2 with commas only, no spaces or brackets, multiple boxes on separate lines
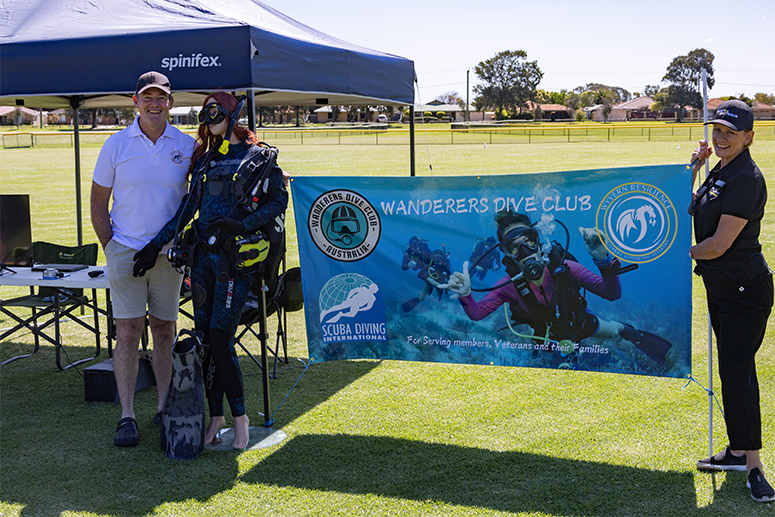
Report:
135,92,287,449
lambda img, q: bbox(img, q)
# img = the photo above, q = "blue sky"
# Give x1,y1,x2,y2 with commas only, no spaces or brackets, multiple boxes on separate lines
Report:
274,0,774,103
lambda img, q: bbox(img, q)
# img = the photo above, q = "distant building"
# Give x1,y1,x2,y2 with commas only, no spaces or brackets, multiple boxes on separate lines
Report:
753,101,774,120
0,106,40,125
523,102,572,121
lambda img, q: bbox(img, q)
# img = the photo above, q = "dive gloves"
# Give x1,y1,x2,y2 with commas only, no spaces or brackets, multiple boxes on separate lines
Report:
132,242,161,277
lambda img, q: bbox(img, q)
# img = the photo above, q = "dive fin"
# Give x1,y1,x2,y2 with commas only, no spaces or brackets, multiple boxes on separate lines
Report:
401,297,421,312
620,324,672,364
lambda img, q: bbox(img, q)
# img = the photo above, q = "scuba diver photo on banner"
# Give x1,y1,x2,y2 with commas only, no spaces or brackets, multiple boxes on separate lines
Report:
291,164,692,378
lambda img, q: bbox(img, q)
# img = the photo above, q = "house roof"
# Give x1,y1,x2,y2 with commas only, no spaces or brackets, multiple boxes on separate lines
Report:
707,98,724,110
539,103,569,111
522,101,569,111
417,103,464,112
0,105,40,116
614,96,653,110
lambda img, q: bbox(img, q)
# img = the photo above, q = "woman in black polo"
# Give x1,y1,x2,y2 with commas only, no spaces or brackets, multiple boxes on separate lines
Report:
690,100,774,503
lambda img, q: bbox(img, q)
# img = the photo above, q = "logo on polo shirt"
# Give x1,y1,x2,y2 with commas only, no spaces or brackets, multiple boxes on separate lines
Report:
161,53,221,71
171,150,184,164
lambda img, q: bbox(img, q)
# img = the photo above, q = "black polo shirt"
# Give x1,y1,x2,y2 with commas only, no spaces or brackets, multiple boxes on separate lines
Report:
693,148,768,277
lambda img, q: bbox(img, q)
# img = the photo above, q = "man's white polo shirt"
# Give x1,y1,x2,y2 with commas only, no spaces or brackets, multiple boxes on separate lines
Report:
93,118,196,251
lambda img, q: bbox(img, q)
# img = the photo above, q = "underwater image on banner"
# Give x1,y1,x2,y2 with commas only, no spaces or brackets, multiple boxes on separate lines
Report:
291,165,692,378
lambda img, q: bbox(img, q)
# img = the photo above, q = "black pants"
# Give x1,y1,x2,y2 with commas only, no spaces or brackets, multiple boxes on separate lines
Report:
702,268,773,451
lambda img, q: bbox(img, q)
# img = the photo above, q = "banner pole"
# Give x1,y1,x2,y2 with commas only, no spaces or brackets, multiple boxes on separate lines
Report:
701,68,713,459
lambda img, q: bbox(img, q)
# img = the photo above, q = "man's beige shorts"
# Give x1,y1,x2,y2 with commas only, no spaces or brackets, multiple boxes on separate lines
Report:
104,239,183,320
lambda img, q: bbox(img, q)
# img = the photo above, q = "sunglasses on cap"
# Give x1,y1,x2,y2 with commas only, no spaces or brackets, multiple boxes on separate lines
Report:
197,103,230,125
500,226,540,259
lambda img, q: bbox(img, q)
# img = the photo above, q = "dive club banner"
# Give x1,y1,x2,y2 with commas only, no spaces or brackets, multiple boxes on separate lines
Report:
291,165,691,378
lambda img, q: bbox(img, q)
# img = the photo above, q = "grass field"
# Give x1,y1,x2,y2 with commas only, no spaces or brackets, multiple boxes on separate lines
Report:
2,137,775,516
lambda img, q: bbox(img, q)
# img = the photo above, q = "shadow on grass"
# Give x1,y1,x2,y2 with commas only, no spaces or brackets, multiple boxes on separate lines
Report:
0,346,379,516
242,433,757,516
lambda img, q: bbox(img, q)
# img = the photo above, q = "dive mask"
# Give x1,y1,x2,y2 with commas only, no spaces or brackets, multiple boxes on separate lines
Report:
197,103,230,125
500,226,540,261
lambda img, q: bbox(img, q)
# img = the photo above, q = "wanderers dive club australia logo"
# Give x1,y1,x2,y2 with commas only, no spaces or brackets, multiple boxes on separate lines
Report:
596,183,678,263
308,189,381,262
319,273,387,344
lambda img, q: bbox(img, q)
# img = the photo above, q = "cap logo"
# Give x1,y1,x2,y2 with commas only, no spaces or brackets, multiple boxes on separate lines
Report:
716,109,738,119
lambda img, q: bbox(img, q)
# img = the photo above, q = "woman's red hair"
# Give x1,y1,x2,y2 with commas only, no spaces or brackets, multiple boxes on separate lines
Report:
189,91,260,175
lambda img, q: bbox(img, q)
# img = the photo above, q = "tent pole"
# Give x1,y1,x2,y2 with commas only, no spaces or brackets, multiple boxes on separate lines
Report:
409,106,415,177
71,97,83,246
245,87,274,426
701,68,713,459
247,89,256,133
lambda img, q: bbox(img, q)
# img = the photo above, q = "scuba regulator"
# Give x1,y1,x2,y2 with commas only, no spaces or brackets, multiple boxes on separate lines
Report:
499,226,545,282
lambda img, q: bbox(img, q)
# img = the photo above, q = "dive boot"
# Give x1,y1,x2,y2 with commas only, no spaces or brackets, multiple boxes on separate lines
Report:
620,324,672,364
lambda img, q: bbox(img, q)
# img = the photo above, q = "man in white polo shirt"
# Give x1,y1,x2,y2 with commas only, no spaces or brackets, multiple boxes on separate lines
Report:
91,71,196,447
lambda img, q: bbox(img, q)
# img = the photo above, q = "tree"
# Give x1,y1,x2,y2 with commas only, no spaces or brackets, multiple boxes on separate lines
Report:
186,108,197,126
662,48,715,121
575,83,630,104
549,90,567,105
536,89,567,105
754,93,775,105
564,91,581,110
596,90,616,121
643,84,660,97
435,91,465,109
650,88,671,114
473,50,543,120
119,108,136,125
535,89,551,104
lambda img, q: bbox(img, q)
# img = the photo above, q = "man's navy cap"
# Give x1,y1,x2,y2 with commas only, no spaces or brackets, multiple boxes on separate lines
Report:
705,99,754,132
136,71,171,95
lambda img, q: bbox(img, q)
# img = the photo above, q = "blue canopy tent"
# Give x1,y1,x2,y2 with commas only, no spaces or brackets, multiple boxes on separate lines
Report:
1,0,416,429
1,0,417,242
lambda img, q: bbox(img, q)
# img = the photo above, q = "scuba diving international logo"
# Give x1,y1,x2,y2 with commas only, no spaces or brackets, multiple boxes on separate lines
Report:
596,183,678,263
308,189,381,262
319,273,387,344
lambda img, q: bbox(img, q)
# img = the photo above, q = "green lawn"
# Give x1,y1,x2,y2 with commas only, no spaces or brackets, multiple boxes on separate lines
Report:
1,139,775,516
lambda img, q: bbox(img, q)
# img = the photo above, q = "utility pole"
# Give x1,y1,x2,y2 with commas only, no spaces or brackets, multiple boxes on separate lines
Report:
466,69,470,122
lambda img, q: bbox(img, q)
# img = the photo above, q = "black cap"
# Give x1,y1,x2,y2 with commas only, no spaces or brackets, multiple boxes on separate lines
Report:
705,99,753,131
135,71,171,95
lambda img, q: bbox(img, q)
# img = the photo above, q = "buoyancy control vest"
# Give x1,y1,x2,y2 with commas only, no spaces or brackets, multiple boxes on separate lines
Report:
506,242,589,343
176,143,280,277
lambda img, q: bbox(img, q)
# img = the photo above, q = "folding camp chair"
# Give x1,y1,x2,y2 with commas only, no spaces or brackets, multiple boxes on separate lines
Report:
1,241,100,368
230,214,302,377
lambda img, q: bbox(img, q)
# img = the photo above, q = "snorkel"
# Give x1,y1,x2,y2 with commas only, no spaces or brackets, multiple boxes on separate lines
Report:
218,94,247,154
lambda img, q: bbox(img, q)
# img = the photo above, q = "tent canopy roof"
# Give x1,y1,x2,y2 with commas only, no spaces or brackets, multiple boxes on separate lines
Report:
1,0,415,108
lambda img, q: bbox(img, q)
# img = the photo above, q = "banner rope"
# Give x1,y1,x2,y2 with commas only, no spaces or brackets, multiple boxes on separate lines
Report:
258,357,311,422
683,374,724,418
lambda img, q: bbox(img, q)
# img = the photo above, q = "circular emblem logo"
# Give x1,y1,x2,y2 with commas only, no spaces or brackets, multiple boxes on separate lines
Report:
596,183,677,263
171,150,184,164
308,189,380,262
